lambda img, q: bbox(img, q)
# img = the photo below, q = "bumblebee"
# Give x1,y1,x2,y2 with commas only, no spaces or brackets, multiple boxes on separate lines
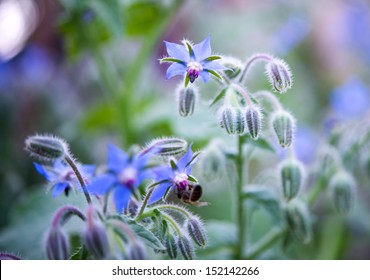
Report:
175,183,208,206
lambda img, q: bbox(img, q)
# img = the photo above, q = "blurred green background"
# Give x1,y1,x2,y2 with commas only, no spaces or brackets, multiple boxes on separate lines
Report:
0,0,370,259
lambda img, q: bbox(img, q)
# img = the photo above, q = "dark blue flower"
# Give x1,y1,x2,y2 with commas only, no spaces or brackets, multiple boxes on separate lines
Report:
87,144,152,213
148,145,200,204
34,160,95,198
160,35,227,85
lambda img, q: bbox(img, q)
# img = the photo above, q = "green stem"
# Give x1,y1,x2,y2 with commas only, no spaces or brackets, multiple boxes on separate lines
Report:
235,135,246,259
307,177,325,205
247,228,286,259
64,155,92,204
135,187,155,220
239,53,273,83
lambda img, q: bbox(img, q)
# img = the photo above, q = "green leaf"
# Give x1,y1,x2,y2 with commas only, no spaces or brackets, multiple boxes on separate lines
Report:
187,175,198,183
243,186,283,226
207,69,222,80
126,0,165,36
209,87,228,108
242,136,275,153
123,218,165,251
160,57,184,64
206,55,222,61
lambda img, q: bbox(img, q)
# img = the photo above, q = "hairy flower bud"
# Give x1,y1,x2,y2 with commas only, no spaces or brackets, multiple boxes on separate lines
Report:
329,171,356,215
25,134,68,162
222,57,242,79
83,222,110,259
45,227,70,260
186,217,207,247
271,111,296,147
142,137,188,157
164,233,178,259
316,145,341,179
235,108,246,134
177,235,195,260
219,106,236,134
245,105,262,139
285,199,312,244
265,58,293,93
280,159,305,200
199,140,225,181
123,199,139,218
178,86,197,117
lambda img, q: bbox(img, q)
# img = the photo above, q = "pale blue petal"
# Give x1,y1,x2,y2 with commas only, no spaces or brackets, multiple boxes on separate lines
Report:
202,61,228,71
54,160,67,172
114,187,132,213
148,182,173,204
52,182,69,198
153,166,173,181
193,35,212,62
166,63,187,80
199,71,210,83
108,144,128,172
164,41,189,62
177,144,193,172
87,174,116,195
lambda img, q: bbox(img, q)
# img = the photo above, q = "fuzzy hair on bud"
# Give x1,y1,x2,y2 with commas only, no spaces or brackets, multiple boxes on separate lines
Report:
285,199,312,244
164,233,178,259
245,105,262,139
265,58,293,94
177,85,197,117
45,227,70,260
219,106,237,135
142,137,188,157
186,217,207,247
25,134,69,162
316,145,341,179
329,171,356,215
271,110,296,147
279,159,305,200
177,235,195,260
235,107,246,135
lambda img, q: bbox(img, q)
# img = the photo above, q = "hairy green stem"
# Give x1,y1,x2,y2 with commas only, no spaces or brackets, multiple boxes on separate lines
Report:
247,228,286,259
64,155,92,204
235,135,246,259
239,53,273,83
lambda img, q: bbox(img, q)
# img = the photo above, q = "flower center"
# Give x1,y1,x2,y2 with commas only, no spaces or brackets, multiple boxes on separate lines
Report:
174,172,188,190
118,167,137,188
187,61,202,83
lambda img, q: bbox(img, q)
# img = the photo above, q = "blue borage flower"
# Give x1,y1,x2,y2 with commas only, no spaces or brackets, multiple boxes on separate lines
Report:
148,145,201,204
34,160,95,198
160,35,228,86
87,144,153,213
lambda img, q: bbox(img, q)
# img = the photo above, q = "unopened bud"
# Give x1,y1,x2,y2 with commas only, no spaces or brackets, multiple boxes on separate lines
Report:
245,105,262,139
219,106,236,134
46,227,70,260
285,199,312,244
235,108,246,134
186,217,207,247
83,222,110,259
129,241,147,260
142,137,188,157
329,171,356,215
84,205,110,259
222,57,242,79
317,145,341,179
25,134,68,162
271,111,295,147
0,252,22,260
123,199,139,217
177,235,195,260
280,159,305,200
178,86,197,117
164,233,178,259
199,140,225,181
265,58,293,93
